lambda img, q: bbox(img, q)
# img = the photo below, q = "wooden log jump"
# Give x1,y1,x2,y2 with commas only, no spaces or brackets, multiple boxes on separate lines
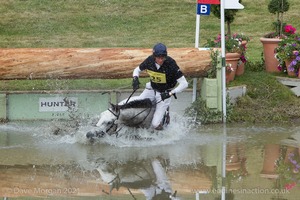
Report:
0,48,212,80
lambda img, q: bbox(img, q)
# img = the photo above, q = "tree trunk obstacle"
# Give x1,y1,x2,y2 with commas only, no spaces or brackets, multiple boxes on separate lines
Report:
0,48,211,80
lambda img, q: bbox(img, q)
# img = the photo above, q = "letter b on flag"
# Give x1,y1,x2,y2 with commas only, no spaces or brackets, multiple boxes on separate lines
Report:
197,4,210,15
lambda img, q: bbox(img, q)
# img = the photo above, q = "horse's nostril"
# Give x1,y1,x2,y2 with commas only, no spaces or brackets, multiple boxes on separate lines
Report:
86,131,95,139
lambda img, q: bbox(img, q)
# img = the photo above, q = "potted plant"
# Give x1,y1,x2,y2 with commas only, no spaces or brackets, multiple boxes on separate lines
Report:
260,0,290,72
205,34,243,82
287,51,300,77
266,0,290,38
205,34,242,54
226,63,235,83
232,33,250,44
232,33,250,76
275,32,300,76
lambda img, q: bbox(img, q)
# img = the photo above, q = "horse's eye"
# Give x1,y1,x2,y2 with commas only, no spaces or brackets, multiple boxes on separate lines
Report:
107,121,113,125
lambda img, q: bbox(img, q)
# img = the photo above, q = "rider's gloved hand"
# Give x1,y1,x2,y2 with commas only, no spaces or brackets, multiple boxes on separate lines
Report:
132,76,140,90
161,91,172,101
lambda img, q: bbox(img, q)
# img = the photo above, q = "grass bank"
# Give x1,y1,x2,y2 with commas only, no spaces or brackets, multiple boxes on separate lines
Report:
1,0,300,124
229,68,300,124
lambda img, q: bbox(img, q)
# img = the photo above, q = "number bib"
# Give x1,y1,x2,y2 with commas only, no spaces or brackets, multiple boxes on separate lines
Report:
147,70,166,83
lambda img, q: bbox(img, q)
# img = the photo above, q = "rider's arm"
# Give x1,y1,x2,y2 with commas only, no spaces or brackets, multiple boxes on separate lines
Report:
133,66,142,77
170,76,188,95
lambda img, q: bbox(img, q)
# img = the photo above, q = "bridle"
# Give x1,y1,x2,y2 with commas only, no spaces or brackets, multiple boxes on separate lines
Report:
107,88,138,120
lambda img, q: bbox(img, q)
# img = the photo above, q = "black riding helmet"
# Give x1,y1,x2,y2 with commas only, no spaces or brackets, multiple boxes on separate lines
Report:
153,43,167,57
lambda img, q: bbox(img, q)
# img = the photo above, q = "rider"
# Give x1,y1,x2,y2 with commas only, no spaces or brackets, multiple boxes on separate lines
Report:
132,43,188,130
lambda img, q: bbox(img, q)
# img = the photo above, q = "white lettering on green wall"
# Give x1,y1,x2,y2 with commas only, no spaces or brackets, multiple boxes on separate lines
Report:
39,97,78,112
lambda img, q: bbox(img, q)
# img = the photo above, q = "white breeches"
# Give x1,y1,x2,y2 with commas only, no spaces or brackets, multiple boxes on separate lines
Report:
137,82,171,128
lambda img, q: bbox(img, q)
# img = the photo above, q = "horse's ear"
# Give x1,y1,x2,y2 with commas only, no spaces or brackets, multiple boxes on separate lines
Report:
109,102,116,111
110,102,119,112
107,103,119,118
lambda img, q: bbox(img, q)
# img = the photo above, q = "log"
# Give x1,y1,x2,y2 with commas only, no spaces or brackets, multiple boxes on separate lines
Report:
0,48,211,80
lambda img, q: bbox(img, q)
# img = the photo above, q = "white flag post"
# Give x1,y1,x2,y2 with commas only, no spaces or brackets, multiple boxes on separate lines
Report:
220,2,244,200
221,0,244,122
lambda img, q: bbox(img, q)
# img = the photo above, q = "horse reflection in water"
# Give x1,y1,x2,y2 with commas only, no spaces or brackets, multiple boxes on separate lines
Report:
86,96,170,141
95,157,178,200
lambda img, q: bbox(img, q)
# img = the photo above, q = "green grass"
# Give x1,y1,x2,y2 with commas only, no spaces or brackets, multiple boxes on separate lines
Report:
0,0,196,48
1,0,300,61
0,78,153,91
1,0,300,124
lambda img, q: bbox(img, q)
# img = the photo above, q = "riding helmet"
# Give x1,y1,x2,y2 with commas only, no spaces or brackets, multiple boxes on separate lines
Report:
153,43,167,57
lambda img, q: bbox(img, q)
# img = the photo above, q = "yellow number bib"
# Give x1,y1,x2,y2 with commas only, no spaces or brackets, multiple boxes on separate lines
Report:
147,70,166,83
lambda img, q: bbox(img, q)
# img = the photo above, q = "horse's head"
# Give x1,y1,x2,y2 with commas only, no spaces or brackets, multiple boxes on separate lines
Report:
96,109,118,135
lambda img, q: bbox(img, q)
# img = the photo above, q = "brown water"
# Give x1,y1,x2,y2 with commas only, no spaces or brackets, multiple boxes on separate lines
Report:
0,121,299,200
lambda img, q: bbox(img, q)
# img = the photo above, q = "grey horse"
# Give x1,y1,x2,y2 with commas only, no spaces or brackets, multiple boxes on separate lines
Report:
86,97,169,141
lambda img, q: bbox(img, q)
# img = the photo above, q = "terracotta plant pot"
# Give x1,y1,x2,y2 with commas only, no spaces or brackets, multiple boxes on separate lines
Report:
225,52,240,83
260,144,280,179
236,40,248,76
226,143,241,171
285,59,297,77
260,37,281,73
236,61,245,76
226,71,234,83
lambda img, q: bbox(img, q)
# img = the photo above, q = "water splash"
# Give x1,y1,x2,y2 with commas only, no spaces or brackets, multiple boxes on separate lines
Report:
0,112,194,148
74,112,193,147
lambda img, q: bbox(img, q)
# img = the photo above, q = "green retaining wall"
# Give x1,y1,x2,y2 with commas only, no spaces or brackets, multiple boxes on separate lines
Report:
200,56,222,111
0,90,195,121
0,87,244,121
3,91,110,121
0,94,6,120
201,78,220,109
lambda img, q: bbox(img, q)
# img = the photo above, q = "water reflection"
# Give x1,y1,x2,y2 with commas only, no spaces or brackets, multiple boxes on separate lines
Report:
260,135,300,199
0,122,300,199
226,142,248,189
95,158,177,199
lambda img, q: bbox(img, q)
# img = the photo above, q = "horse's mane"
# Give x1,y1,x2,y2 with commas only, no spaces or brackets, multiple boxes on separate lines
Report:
112,98,154,111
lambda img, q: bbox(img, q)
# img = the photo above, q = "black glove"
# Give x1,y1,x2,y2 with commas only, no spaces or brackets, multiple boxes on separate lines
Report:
132,76,140,90
161,91,171,101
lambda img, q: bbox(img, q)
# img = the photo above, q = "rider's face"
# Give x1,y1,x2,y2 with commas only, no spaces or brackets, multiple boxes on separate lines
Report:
155,56,166,65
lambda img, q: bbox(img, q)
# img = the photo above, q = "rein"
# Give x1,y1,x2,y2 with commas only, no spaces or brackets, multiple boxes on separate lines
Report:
121,98,164,127
129,106,153,126
126,88,137,104
108,101,154,133
108,88,138,119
